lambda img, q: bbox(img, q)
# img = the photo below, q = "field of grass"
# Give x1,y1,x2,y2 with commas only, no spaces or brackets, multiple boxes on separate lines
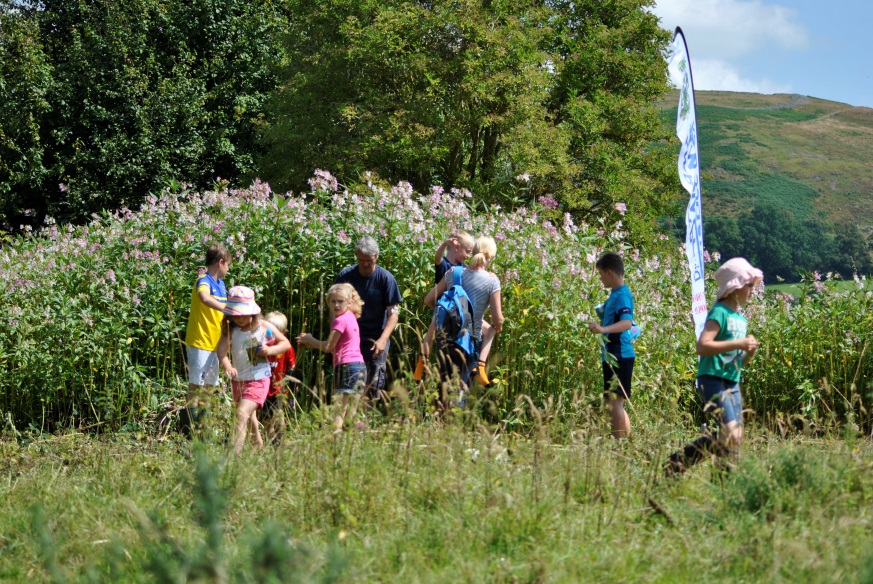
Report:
2,172,872,582
767,279,873,296
659,91,873,230
2,415,873,583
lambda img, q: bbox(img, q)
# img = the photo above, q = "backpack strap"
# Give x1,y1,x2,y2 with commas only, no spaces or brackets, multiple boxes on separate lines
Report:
452,265,464,288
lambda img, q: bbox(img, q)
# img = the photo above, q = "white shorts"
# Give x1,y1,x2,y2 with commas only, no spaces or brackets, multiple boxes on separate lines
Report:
187,346,219,386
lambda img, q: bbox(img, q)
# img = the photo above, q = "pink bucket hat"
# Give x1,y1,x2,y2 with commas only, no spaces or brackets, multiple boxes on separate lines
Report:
223,285,261,316
714,258,763,300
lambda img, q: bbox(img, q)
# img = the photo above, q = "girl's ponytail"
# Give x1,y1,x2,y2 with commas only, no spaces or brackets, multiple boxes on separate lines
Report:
469,236,497,270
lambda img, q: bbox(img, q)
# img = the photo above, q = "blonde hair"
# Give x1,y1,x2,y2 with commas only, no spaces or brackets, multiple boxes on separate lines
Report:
264,311,288,332
328,283,364,318
469,236,497,270
451,230,475,250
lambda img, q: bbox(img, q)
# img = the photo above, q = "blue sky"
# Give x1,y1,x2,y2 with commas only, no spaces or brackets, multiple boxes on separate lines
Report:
651,0,873,108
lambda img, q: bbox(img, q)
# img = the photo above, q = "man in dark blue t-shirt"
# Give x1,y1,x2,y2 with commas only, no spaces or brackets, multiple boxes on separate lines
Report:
335,236,402,397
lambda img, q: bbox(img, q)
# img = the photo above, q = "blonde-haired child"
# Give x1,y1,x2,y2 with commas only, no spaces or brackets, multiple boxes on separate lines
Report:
217,286,291,454
424,236,504,409
297,283,367,431
665,257,763,476
416,231,497,386
262,311,298,444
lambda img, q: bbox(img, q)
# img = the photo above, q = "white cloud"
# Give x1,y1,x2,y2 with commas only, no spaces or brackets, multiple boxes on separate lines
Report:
690,58,792,94
652,0,808,59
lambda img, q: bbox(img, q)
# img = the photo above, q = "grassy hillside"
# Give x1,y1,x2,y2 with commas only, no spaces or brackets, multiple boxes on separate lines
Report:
659,91,873,231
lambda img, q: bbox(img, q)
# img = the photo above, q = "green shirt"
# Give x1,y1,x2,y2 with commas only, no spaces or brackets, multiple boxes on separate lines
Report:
697,302,748,383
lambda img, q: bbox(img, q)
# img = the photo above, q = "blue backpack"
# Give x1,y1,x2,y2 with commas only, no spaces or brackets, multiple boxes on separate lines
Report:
435,266,475,356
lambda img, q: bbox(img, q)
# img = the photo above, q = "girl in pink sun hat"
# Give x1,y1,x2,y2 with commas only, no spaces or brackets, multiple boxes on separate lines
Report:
665,257,763,477
217,286,291,453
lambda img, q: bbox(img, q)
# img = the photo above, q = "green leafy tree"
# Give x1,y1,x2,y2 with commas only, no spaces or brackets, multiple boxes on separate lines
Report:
833,223,873,276
702,215,743,259
736,203,799,281
0,4,53,229
262,0,678,236
0,0,283,227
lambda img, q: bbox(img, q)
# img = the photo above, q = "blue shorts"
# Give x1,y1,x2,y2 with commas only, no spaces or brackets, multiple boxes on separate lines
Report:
697,375,743,425
334,362,367,395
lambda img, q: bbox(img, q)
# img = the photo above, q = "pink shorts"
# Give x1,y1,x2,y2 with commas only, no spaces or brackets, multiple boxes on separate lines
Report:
232,378,270,408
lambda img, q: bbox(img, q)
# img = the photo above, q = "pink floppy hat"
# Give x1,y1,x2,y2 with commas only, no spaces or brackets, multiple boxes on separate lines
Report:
223,285,261,316
714,257,763,300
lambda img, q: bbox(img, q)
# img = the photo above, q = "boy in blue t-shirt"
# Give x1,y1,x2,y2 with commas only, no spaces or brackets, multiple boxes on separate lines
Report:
588,252,635,439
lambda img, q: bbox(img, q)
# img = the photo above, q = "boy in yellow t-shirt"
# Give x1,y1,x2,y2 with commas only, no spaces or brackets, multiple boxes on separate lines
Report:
181,242,231,437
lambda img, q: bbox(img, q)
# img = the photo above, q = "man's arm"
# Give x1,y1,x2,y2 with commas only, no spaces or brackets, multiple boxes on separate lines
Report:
372,306,399,356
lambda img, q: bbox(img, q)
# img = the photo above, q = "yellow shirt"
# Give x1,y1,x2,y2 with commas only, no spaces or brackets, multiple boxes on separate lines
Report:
184,273,227,351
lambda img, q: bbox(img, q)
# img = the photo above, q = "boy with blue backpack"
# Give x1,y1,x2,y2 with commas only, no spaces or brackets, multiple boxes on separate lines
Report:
425,236,503,410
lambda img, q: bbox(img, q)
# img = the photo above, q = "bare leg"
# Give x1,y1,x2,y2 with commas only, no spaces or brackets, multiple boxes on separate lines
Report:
415,321,437,381
608,396,631,439
234,399,259,454
478,321,495,362
422,320,436,359
267,402,287,445
182,383,210,437
187,383,202,405
333,394,348,432
345,394,362,428
249,409,264,449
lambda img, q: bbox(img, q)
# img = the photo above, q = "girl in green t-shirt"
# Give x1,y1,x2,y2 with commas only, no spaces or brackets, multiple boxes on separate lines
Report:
665,257,763,477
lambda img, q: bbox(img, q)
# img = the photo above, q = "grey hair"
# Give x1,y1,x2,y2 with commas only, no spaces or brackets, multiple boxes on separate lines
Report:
355,235,379,257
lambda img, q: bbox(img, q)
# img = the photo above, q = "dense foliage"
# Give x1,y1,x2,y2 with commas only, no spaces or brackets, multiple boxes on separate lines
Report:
0,0,682,237
0,0,282,227
666,204,873,282
1,173,871,433
261,0,679,236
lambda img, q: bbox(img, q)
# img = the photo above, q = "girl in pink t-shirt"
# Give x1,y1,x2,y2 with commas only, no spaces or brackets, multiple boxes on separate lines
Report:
297,283,366,431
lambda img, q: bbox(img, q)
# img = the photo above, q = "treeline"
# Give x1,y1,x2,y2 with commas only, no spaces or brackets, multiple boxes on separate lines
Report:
666,202,873,282
0,0,679,238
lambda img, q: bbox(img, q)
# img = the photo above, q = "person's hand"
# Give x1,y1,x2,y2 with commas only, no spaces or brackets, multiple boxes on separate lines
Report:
224,366,238,380
257,344,271,357
296,333,316,349
371,337,387,356
741,335,760,354
588,321,603,334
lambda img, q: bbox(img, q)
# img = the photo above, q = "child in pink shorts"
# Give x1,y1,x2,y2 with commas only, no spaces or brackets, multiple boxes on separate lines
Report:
218,286,291,453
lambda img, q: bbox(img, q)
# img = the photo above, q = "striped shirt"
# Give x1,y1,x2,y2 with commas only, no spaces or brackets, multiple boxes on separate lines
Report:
443,267,501,342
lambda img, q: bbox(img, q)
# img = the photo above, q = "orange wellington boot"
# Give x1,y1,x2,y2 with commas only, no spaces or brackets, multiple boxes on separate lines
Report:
413,355,425,381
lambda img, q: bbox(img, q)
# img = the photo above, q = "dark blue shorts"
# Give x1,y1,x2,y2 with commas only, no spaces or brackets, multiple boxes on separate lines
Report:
697,375,743,425
334,362,367,395
603,357,634,399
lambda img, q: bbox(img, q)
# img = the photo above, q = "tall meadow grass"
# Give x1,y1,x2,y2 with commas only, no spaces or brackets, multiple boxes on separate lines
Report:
1,172,871,432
